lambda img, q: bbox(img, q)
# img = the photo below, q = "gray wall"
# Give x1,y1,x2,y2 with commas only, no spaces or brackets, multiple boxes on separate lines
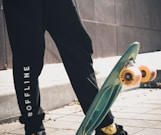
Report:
0,0,6,70
0,0,161,70
77,0,161,58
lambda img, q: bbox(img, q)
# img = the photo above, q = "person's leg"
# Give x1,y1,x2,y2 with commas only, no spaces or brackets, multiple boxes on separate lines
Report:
3,0,46,134
44,0,122,134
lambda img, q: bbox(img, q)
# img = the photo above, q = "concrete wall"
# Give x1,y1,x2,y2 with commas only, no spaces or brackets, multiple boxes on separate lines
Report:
77,0,161,58
0,0,161,69
0,0,6,70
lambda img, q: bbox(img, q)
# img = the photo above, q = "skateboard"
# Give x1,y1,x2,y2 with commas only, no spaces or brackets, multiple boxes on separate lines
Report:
76,42,157,135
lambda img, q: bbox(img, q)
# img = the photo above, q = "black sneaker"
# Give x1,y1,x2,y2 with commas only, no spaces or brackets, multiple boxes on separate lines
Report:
25,122,45,135
96,124,128,135
25,130,46,135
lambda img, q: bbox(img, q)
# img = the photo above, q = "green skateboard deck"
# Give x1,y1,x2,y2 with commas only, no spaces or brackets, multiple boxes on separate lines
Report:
76,42,140,135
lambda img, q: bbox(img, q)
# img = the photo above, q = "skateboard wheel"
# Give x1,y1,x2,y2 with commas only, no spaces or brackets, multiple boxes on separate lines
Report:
139,65,157,82
119,67,142,86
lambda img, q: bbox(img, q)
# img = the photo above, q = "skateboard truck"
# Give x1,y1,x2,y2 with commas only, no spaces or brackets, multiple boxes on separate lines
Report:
119,60,157,86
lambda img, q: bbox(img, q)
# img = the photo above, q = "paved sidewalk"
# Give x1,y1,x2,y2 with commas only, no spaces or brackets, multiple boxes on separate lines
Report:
0,88,161,135
0,51,161,135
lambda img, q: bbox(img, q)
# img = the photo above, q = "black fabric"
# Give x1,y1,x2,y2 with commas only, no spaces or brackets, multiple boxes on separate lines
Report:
3,0,114,132
25,130,46,135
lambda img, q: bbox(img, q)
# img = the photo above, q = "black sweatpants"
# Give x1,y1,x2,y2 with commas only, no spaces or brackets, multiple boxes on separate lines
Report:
3,0,114,131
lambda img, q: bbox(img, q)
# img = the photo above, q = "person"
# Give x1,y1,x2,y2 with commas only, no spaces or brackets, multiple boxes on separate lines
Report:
3,0,128,135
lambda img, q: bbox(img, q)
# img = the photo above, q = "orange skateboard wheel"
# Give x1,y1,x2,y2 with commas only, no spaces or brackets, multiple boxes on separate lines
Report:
119,66,142,86
139,65,157,82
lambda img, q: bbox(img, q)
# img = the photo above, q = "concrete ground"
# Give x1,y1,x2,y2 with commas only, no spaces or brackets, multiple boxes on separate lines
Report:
0,88,161,135
0,51,161,135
